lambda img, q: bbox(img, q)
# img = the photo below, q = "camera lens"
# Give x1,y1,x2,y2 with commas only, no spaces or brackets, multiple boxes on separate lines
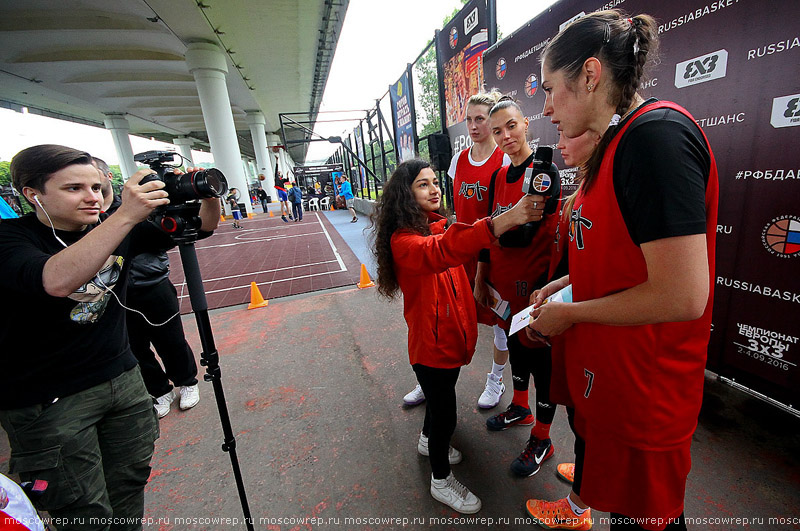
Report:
168,168,228,201
184,168,228,199
195,168,228,197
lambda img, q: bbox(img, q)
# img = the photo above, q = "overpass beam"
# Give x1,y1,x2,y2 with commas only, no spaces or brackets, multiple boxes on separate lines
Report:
184,42,250,214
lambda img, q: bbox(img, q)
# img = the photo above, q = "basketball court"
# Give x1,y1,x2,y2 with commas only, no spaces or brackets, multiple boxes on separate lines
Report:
167,206,363,312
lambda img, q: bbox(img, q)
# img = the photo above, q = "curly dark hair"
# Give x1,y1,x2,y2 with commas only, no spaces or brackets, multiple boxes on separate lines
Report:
369,159,432,300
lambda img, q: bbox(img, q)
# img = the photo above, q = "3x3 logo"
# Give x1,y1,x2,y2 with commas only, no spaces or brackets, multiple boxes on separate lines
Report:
771,93,800,128
675,49,728,88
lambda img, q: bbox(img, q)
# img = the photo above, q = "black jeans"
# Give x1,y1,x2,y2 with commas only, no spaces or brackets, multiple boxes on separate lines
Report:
291,201,303,220
507,333,556,425
127,279,198,397
412,364,460,480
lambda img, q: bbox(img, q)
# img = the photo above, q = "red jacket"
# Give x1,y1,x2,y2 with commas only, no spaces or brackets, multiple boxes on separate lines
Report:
391,213,496,368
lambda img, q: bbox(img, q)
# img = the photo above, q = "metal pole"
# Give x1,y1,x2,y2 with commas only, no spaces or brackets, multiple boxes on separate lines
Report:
376,98,390,182
487,0,497,47
359,120,371,200
433,31,453,210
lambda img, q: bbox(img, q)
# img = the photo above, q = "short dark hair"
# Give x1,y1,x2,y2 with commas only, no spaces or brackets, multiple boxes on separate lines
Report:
11,144,93,203
92,156,111,177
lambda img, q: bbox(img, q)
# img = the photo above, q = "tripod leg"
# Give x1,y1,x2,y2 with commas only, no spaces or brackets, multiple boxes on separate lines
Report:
179,243,255,531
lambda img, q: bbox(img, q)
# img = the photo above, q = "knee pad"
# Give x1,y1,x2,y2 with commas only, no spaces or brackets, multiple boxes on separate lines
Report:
493,324,508,351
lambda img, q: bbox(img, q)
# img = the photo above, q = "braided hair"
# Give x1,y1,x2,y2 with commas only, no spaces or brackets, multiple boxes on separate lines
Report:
541,10,659,192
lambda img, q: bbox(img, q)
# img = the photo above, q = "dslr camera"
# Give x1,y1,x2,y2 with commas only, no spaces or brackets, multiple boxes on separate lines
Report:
134,150,228,242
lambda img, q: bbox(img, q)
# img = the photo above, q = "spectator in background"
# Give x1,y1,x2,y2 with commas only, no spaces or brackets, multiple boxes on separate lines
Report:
226,188,242,229
257,187,269,213
275,182,292,222
287,182,303,222
336,176,358,223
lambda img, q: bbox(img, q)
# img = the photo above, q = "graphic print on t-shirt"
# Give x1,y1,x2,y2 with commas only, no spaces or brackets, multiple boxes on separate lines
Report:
569,204,593,250
68,255,123,324
458,181,488,202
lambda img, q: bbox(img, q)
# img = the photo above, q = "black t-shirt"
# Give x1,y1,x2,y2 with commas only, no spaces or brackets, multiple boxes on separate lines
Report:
0,213,173,408
613,99,711,245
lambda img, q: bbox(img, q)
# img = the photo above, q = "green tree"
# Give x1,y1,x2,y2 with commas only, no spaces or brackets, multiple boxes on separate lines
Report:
0,161,10,186
413,1,468,143
109,164,124,195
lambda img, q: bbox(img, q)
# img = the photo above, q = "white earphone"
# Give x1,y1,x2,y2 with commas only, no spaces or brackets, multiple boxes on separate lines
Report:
32,190,177,326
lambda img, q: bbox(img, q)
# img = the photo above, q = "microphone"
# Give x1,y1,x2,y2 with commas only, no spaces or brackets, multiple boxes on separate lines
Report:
498,147,562,248
522,146,561,215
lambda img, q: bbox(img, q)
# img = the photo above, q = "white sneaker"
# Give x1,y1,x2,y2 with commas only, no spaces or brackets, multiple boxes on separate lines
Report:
430,472,481,514
417,433,462,464
403,384,425,406
477,373,505,409
154,390,175,418
179,384,200,410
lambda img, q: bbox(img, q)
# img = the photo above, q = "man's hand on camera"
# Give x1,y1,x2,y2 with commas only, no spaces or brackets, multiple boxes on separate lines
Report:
118,169,169,224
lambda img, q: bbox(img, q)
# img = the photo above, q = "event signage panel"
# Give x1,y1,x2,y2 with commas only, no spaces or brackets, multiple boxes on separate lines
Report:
390,71,418,163
437,0,489,153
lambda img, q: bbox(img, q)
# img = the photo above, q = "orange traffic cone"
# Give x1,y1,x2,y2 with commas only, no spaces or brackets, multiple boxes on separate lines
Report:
220,214,226,222
330,203,334,211
357,264,375,289
247,212,254,219
247,282,269,309
269,210,274,217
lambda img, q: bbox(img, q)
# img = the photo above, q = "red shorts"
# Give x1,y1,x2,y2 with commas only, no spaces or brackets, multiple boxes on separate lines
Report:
579,425,690,530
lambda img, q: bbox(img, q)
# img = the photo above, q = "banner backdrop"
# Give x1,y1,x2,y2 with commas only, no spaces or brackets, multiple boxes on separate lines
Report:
293,163,343,189
390,71,418,163
437,0,489,153
483,0,800,408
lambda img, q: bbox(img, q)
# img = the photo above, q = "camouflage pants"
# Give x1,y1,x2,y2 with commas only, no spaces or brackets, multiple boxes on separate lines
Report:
0,366,159,531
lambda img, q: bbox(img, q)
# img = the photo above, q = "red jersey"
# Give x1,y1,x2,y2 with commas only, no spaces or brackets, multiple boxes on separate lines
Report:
452,147,508,328
487,160,560,329
392,213,496,368
452,146,507,224
559,101,719,524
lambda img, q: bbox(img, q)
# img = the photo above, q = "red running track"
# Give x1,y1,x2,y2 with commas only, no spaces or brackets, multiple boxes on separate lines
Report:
166,210,363,313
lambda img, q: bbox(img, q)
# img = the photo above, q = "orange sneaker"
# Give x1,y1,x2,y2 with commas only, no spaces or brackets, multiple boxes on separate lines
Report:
525,497,592,530
557,462,575,484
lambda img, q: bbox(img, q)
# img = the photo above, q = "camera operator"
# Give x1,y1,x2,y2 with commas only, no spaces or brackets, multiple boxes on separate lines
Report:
0,144,219,531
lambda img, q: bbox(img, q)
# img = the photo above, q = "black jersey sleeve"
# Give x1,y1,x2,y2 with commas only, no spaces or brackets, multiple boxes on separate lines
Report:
613,108,710,246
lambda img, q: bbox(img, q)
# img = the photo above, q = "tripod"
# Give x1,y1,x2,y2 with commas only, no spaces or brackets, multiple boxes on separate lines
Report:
178,241,255,531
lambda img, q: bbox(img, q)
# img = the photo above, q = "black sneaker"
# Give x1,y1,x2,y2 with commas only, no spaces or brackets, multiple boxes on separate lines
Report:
486,403,534,431
510,436,554,477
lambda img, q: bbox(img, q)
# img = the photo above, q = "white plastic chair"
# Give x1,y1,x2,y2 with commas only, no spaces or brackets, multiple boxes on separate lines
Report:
308,197,320,211
320,197,331,210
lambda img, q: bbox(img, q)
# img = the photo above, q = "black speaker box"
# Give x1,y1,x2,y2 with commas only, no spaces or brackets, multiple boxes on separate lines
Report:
427,133,452,171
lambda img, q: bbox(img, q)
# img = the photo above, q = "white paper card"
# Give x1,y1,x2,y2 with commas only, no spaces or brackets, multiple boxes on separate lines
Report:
508,284,573,336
